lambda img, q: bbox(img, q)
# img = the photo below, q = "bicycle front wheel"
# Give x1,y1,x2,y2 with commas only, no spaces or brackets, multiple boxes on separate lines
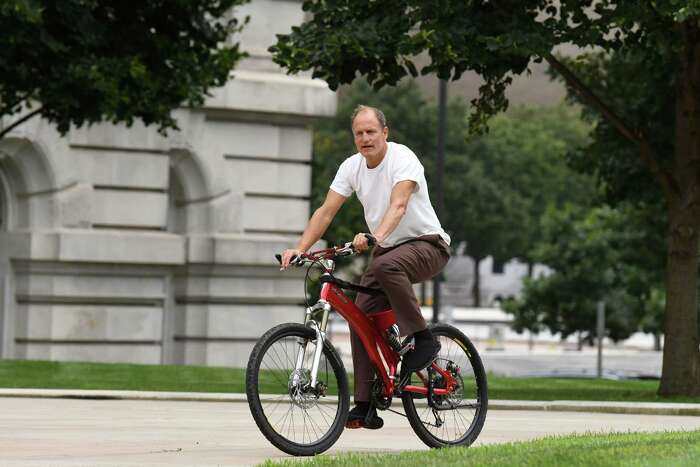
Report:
246,323,349,456
402,323,488,448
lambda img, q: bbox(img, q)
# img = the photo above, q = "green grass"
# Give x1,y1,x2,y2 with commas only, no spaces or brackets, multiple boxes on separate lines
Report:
261,430,700,467
487,375,700,404
0,359,342,395
1,360,699,404
0,359,248,393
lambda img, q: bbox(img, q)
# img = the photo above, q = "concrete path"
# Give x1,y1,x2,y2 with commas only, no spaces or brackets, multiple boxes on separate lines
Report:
2,396,700,466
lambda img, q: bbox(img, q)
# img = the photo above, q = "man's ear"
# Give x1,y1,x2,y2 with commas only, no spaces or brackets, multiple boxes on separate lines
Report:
383,127,389,139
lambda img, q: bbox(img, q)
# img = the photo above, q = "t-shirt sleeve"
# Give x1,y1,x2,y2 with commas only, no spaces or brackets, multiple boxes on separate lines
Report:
329,158,354,197
392,148,424,192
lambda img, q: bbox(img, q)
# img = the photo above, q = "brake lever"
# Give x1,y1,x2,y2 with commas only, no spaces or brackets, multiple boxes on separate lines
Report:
335,242,355,257
275,253,304,267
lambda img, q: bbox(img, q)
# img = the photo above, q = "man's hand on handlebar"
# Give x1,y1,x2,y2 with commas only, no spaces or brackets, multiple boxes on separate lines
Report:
280,248,304,271
278,235,376,270
352,233,376,253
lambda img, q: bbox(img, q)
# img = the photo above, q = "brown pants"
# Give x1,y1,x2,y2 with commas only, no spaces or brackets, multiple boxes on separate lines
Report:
351,234,450,402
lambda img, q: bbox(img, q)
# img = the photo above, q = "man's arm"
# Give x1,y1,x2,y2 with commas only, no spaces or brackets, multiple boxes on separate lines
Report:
280,189,347,269
353,180,416,251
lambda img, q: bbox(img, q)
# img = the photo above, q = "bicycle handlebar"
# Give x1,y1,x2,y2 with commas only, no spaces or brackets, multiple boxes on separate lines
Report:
275,234,376,266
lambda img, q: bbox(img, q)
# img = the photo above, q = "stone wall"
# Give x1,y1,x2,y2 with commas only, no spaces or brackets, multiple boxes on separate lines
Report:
0,0,335,367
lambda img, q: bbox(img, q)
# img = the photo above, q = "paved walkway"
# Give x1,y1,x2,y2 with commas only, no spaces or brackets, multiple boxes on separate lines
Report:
1,391,700,466
2,388,699,416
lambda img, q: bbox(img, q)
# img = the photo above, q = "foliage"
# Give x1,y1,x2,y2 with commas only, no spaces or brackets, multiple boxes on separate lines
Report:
0,0,248,136
670,0,700,21
443,156,527,264
442,104,594,305
272,1,688,133
450,105,594,264
555,48,674,206
505,202,666,341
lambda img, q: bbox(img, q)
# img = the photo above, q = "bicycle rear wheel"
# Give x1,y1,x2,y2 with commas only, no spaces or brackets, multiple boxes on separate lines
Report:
401,323,488,448
246,323,349,456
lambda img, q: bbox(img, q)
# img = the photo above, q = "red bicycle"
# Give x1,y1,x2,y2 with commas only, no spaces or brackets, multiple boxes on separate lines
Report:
245,240,488,456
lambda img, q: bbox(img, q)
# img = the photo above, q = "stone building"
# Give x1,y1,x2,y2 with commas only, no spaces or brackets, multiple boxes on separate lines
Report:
0,0,335,367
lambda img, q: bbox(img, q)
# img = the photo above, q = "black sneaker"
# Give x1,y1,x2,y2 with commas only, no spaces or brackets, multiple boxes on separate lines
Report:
345,403,384,430
401,336,441,372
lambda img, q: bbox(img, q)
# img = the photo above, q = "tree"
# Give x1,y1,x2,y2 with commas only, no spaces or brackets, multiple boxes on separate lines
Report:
0,0,248,138
452,105,594,285
443,156,528,306
505,202,667,345
271,0,700,397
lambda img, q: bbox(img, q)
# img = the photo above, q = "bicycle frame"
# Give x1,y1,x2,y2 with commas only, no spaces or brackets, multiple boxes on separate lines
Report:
302,265,457,400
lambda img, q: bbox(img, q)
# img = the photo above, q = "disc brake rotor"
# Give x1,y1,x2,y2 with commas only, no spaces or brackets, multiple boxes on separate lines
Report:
288,369,319,409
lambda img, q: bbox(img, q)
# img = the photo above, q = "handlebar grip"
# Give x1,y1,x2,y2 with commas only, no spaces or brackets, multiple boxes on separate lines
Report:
364,234,377,246
275,253,300,266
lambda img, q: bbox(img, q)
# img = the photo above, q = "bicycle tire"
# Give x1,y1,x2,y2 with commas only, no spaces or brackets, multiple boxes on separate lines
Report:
402,323,488,448
246,322,349,456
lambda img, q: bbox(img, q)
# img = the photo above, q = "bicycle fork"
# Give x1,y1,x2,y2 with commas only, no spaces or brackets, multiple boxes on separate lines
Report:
293,300,331,389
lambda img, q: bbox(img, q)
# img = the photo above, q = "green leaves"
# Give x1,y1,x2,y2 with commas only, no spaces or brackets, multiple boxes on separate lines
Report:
271,0,696,135
272,0,544,133
505,202,666,341
669,0,700,21
445,103,595,267
0,0,249,136
553,46,673,206
0,0,42,22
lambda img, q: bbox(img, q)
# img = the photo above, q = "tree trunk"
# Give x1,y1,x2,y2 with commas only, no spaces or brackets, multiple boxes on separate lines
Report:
472,257,481,307
658,21,700,397
659,202,700,396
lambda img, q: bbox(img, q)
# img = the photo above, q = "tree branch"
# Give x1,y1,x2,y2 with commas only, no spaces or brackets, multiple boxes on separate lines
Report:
545,52,640,143
545,52,680,199
0,107,43,139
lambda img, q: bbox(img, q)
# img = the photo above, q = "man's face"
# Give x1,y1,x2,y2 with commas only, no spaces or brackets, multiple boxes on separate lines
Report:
352,110,388,160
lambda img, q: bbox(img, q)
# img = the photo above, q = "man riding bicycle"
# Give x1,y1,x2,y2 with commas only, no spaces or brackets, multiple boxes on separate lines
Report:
280,105,450,430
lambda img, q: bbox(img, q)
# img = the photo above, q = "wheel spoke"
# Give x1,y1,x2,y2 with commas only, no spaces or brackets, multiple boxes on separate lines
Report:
248,325,347,453
403,327,487,446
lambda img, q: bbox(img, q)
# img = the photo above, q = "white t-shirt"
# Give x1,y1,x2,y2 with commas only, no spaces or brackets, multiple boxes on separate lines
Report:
329,142,451,248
